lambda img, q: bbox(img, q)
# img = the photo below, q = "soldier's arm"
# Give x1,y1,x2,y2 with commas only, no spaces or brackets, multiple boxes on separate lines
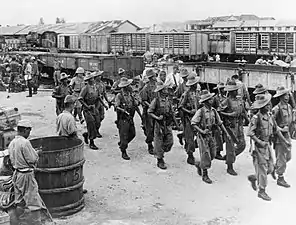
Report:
148,99,161,120
180,92,192,114
115,94,129,115
272,115,291,147
214,109,231,141
247,115,266,147
191,109,206,134
78,87,91,110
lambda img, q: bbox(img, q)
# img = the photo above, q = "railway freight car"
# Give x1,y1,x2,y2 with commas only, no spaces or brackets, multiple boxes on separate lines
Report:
235,31,296,57
110,32,148,54
149,32,208,60
57,34,109,53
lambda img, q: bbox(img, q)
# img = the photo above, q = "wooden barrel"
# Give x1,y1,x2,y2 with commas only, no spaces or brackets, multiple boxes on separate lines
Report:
30,136,85,218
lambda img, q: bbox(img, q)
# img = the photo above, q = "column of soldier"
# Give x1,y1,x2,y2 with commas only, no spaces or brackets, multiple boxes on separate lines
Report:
53,64,293,202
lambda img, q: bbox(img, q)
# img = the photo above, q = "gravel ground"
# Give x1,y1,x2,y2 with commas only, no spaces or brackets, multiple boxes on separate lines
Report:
1,91,296,225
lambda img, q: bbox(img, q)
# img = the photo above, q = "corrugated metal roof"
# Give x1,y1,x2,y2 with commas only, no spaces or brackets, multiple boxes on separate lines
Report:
0,20,139,36
0,25,28,35
84,20,126,34
212,21,243,28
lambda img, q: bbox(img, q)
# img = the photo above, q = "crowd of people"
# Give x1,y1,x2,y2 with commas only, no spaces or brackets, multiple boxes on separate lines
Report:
52,63,294,202
0,54,42,95
2,59,295,224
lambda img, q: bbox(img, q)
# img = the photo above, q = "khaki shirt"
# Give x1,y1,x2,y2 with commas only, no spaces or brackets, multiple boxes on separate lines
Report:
56,110,77,136
8,135,38,170
191,106,222,130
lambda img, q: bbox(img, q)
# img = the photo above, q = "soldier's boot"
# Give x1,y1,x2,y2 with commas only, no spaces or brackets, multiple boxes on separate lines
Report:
202,169,213,184
277,176,291,188
82,132,89,144
157,158,167,170
121,150,130,160
247,175,257,191
148,143,154,155
258,188,272,201
227,164,238,176
89,139,99,150
215,152,224,160
97,130,102,138
196,162,202,176
187,153,195,165
177,133,183,146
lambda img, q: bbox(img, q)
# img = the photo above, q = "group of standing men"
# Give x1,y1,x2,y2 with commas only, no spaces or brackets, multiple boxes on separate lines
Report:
5,55,40,96
53,63,293,202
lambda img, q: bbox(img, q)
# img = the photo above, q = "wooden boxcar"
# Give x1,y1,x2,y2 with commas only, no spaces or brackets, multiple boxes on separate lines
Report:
234,31,296,56
57,34,109,53
110,32,148,54
149,32,208,57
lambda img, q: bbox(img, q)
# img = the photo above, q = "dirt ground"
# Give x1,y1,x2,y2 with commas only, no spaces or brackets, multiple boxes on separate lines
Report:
1,91,296,225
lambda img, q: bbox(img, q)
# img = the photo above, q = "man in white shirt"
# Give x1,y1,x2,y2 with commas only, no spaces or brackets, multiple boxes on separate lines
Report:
164,65,182,90
24,58,33,97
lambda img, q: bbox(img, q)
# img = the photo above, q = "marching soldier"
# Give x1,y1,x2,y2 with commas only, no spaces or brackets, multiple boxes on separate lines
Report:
220,81,247,175
140,69,157,154
212,82,226,160
69,67,85,123
79,72,100,150
247,93,291,201
53,59,62,87
52,73,70,116
148,81,180,170
192,90,231,184
157,70,167,83
232,74,251,110
94,70,110,138
180,74,200,165
272,86,293,188
111,68,127,95
175,68,190,146
115,77,142,160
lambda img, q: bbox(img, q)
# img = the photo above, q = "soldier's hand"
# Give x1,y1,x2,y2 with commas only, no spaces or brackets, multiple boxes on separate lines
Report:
285,140,291,147
158,115,164,121
125,111,130,116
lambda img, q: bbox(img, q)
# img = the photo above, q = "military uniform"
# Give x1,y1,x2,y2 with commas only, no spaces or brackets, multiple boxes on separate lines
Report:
52,82,70,116
31,60,39,94
79,84,100,141
221,97,246,163
115,90,137,155
140,78,157,152
273,102,292,177
248,111,276,196
148,96,174,160
70,76,85,121
179,89,199,159
192,105,222,168
212,91,226,158
95,79,108,130
9,60,22,92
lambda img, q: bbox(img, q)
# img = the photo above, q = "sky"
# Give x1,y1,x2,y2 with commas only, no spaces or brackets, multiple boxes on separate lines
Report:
2,0,296,27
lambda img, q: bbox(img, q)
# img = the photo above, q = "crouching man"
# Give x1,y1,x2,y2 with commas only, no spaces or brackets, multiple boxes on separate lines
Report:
8,120,52,224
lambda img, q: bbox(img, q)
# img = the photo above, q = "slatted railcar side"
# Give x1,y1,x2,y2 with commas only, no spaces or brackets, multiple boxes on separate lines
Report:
234,31,296,56
110,33,148,54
